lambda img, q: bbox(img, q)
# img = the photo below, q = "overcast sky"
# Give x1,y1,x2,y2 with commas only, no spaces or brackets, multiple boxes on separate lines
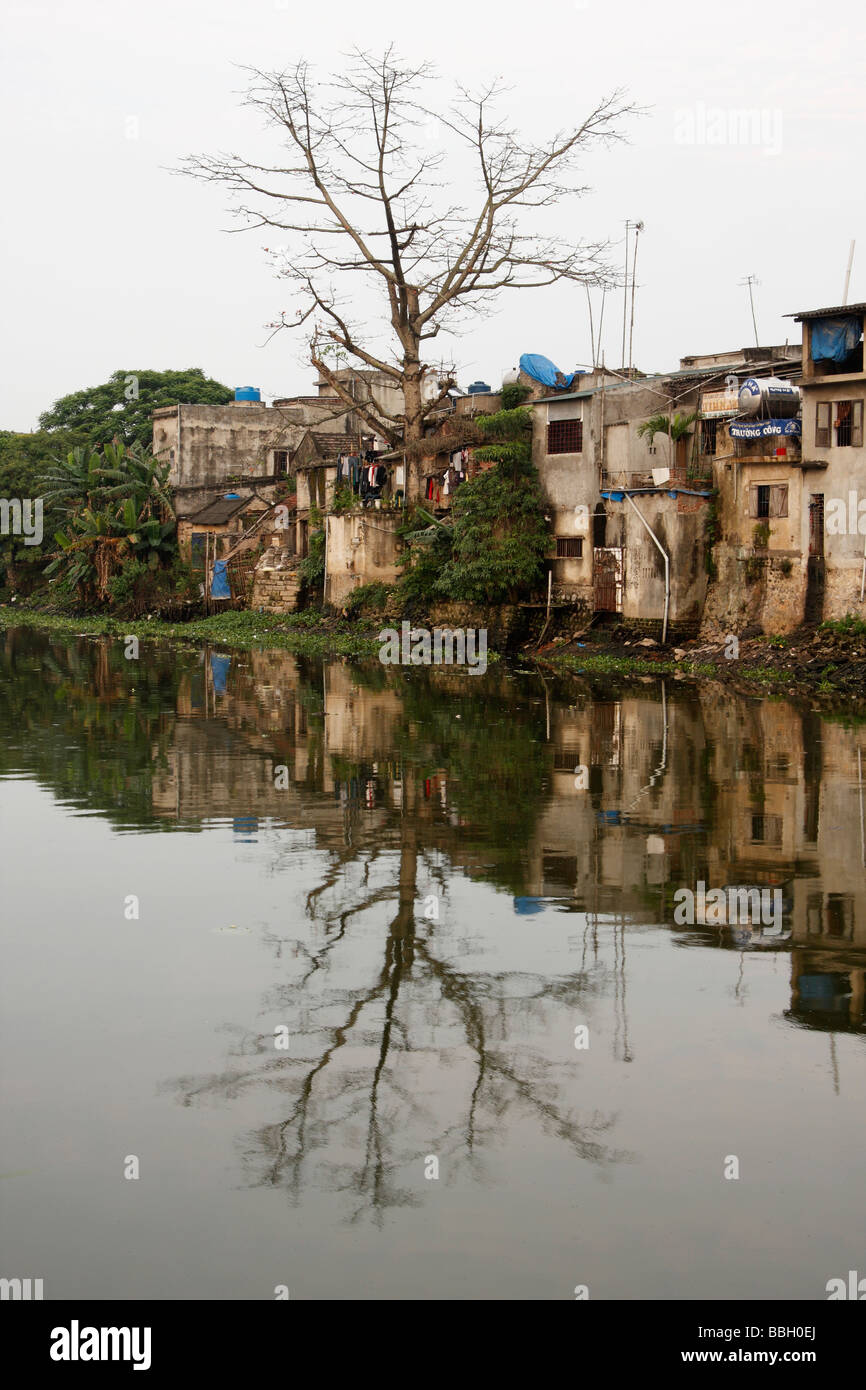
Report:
1,0,862,431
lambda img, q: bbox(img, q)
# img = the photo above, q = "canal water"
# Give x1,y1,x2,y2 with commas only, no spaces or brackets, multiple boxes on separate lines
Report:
1,626,864,1299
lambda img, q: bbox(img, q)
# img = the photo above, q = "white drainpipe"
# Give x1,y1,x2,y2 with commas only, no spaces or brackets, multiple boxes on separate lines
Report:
622,492,670,644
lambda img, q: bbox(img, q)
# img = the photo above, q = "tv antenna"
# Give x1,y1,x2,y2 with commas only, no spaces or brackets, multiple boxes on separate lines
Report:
621,220,643,368
843,240,856,304
739,275,760,347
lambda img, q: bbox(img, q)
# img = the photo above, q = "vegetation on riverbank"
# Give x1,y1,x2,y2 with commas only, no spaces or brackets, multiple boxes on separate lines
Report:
0,605,383,659
3,599,865,707
536,621,866,705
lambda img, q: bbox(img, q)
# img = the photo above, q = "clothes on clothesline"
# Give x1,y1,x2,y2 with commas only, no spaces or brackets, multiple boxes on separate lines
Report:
425,456,467,503
360,462,388,500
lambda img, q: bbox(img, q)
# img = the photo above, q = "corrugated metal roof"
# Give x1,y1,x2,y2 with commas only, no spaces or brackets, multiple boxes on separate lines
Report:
534,388,596,403
787,303,866,321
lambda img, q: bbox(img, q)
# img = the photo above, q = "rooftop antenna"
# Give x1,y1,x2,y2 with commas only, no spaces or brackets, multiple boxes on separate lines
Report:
843,240,856,305
585,283,596,367
628,222,645,379
621,220,640,368
739,275,760,347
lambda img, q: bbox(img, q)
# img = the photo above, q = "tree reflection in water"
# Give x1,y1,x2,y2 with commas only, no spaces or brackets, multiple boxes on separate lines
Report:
169,666,633,1221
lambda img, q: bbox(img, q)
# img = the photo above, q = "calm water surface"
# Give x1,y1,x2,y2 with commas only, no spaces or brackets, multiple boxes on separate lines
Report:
1,627,864,1299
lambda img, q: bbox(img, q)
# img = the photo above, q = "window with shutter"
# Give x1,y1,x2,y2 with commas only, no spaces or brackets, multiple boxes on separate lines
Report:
750,485,771,519
768,485,788,518
815,402,831,448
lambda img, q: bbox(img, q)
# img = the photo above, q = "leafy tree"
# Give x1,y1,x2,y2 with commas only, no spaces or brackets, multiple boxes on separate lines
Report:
43,441,177,605
38,368,233,449
0,429,86,592
438,464,549,604
182,50,635,499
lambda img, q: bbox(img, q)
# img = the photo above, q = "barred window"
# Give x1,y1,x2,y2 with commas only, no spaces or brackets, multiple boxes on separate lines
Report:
556,537,583,558
547,419,583,454
834,400,863,448
700,418,718,455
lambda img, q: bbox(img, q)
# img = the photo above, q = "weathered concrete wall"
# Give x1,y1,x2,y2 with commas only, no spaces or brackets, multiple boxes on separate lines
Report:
318,368,405,429
800,378,866,621
424,601,526,648
703,428,809,635
532,396,596,605
155,398,353,519
610,493,708,633
324,509,403,607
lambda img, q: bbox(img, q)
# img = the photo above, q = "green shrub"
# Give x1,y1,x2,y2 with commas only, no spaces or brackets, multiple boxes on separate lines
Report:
345,581,390,612
500,382,531,411
475,406,533,441
820,613,866,638
299,526,325,588
438,465,549,604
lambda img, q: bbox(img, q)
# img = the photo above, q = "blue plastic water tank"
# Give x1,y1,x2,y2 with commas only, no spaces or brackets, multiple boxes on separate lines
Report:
234,386,261,402
467,380,492,394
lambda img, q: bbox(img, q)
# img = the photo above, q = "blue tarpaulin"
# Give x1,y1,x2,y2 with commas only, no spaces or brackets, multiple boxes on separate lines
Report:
519,353,577,390
810,315,862,363
210,654,231,695
211,559,230,598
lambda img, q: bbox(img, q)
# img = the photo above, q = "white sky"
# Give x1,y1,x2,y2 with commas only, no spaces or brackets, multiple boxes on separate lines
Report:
1,0,862,430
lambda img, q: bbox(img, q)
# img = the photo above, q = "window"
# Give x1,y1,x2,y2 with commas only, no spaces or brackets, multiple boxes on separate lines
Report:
556,537,583,558
815,402,831,448
751,813,782,845
274,450,290,475
750,484,787,519
700,418,718,455
190,533,206,570
834,400,863,447
547,419,583,454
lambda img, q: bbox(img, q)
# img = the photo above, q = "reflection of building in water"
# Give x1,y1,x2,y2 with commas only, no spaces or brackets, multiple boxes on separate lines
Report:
153,648,866,980
151,652,499,876
789,950,865,1032
702,693,866,952
527,687,706,919
529,679,866,1024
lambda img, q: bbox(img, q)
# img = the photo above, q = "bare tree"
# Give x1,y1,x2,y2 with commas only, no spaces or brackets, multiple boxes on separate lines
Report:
181,49,635,499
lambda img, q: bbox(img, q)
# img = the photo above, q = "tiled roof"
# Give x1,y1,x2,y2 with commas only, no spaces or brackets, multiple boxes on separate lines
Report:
188,497,251,525
294,431,356,465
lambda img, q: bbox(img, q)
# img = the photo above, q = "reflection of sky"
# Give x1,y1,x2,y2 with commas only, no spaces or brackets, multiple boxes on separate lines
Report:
2,766,865,1300
2,635,866,1300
